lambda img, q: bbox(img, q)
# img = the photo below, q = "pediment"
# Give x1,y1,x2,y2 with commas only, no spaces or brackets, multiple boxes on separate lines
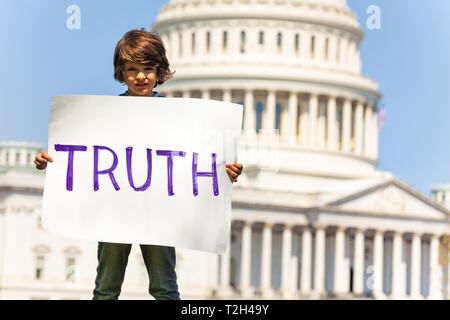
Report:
324,179,450,221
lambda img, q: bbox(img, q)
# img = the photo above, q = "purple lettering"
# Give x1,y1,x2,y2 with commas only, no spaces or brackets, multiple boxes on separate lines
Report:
156,150,186,196
126,147,152,191
192,152,219,196
54,144,87,191
93,145,120,191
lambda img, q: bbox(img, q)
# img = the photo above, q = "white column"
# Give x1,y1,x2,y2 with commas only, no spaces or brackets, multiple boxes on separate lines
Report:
223,88,232,103
301,30,311,61
244,89,255,136
260,222,274,298
391,231,404,299
219,231,233,296
429,235,442,299
308,94,318,147
228,27,240,60
354,101,364,155
182,29,192,61
314,225,326,297
342,98,352,153
410,233,422,299
196,28,207,61
334,226,346,295
240,221,253,297
353,228,365,295
316,34,326,62
373,230,384,298
300,226,312,295
201,89,210,100
280,224,294,298
339,36,348,69
371,103,379,159
317,99,326,148
364,104,373,157
211,28,222,59
329,35,338,65
299,97,309,146
327,96,337,151
180,90,190,98
265,90,276,134
287,91,299,145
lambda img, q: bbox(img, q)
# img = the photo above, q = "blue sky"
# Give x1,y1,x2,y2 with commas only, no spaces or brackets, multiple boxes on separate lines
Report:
0,0,449,195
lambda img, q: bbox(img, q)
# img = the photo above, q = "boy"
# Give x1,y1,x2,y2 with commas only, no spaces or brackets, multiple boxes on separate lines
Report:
35,29,243,300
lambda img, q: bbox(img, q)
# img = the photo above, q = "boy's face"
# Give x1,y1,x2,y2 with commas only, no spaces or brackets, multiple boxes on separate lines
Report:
123,61,157,96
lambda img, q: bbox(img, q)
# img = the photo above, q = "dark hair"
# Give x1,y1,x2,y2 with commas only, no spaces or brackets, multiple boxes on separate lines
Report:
113,29,175,87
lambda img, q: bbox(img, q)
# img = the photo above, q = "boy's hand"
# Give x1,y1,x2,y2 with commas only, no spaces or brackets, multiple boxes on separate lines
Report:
226,163,243,183
34,150,53,170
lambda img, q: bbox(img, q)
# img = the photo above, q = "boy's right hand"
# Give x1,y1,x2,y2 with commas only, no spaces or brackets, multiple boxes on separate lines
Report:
34,150,53,170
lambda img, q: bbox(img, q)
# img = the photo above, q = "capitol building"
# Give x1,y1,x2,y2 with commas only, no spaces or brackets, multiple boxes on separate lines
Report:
0,0,449,299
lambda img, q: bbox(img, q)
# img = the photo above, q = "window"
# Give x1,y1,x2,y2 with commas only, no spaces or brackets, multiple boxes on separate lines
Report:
66,257,76,282
240,31,246,53
26,152,31,165
256,102,263,133
222,31,228,50
35,255,45,280
259,31,264,45
5,152,9,165
191,32,196,55
275,103,282,133
15,152,20,165
311,35,316,59
277,32,282,50
295,33,300,53
325,38,329,61
206,31,211,53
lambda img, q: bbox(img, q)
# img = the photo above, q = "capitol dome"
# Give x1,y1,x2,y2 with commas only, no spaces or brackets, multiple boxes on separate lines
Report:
153,0,381,192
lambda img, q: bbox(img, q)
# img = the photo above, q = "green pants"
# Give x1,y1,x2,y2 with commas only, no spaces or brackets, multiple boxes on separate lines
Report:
92,242,180,300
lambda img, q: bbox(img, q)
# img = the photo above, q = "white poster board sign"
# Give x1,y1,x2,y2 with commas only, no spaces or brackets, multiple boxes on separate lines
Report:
42,95,243,254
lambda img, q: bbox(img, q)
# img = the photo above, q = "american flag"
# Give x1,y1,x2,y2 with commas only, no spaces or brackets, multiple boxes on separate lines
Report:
378,106,386,130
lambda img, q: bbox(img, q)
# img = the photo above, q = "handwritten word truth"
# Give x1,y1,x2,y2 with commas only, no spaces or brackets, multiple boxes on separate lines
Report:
54,144,219,196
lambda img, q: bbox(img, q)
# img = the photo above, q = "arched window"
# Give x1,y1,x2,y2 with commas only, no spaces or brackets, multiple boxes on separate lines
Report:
325,37,329,61
32,244,51,280
35,255,45,280
66,257,76,282
63,247,82,283
295,33,300,54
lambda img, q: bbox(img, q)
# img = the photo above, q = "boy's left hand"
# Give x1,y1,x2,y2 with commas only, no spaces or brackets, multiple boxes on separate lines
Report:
226,163,243,183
